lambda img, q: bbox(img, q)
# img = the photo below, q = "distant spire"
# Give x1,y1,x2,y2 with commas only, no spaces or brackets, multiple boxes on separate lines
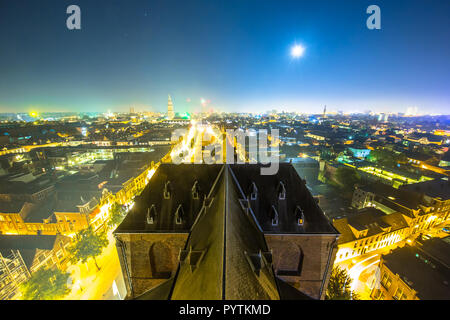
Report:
167,94,175,120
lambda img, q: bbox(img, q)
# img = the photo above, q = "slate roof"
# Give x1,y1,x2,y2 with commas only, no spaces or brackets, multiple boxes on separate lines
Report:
358,182,423,215
407,133,443,143
0,175,54,195
442,151,450,162
230,164,337,234
0,235,57,251
53,196,98,213
135,278,174,300
118,163,333,300
333,208,408,244
116,164,223,232
382,238,450,300
0,235,58,268
24,199,55,222
400,178,450,201
404,151,434,162
0,200,26,214
170,166,227,299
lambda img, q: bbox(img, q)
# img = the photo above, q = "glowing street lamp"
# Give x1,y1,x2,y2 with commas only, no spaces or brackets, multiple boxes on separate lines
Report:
29,111,39,118
291,44,305,58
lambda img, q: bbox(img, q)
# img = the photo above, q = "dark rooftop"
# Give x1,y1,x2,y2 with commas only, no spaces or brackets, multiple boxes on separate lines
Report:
358,182,423,214
0,174,54,195
400,178,450,201
133,165,317,300
116,164,223,232
0,234,57,251
231,163,337,234
0,235,59,268
116,163,337,235
382,238,450,300
0,200,26,214
334,208,408,244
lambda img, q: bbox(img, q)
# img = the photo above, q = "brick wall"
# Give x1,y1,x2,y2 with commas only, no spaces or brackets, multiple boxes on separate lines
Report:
115,232,189,298
264,234,337,299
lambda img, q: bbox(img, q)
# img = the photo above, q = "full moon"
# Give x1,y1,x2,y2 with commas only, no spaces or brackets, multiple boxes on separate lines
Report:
291,44,305,58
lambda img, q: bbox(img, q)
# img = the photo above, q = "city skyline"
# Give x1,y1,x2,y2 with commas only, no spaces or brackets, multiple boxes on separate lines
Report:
0,0,449,115
1,0,449,304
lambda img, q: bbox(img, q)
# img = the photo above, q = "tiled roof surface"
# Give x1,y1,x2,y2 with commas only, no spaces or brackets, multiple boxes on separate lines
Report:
119,163,336,300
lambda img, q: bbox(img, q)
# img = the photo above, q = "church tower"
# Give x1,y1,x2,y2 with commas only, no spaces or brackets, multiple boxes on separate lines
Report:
167,95,175,120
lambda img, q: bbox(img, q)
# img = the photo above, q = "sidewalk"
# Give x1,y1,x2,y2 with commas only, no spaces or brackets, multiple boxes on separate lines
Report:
65,231,126,300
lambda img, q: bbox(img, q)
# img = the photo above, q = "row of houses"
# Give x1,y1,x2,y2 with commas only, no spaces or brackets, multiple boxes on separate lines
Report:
371,236,450,300
0,149,167,300
0,234,71,300
333,178,450,264
0,154,161,236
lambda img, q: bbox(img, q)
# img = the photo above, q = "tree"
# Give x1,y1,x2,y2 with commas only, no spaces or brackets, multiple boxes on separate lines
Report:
21,267,70,300
335,166,360,192
107,202,126,229
368,149,408,167
326,266,359,300
67,226,109,271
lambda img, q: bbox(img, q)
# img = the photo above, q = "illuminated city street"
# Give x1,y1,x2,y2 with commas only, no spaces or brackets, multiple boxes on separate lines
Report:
64,231,126,300
335,220,450,300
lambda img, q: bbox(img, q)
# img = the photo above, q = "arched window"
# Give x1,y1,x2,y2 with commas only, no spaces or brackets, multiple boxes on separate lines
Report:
175,204,184,225
163,181,171,199
271,205,279,226
146,204,157,224
277,181,286,200
275,242,304,277
295,206,304,226
149,242,173,279
249,182,258,200
192,181,200,200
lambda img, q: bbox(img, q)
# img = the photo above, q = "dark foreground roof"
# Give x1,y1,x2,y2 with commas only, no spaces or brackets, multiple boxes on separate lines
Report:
116,164,223,232
122,163,336,300
231,164,338,234
117,163,336,235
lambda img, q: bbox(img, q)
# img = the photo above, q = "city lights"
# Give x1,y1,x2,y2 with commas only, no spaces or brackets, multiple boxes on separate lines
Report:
0,0,449,306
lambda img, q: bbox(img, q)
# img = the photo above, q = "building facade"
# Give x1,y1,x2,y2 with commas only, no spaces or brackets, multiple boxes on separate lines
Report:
0,234,71,300
334,181,450,263
371,237,450,300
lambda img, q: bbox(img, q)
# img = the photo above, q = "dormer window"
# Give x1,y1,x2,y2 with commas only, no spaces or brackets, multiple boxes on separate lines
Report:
192,181,200,200
164,181,171,199
146,205,157,224
295,205,304,226
271,205,279,226
244,251,263,276
250,182,258,200
175,204,184,225
277,181,286,200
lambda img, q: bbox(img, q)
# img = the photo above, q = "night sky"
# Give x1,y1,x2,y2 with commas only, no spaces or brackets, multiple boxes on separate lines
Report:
0,0,449,114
